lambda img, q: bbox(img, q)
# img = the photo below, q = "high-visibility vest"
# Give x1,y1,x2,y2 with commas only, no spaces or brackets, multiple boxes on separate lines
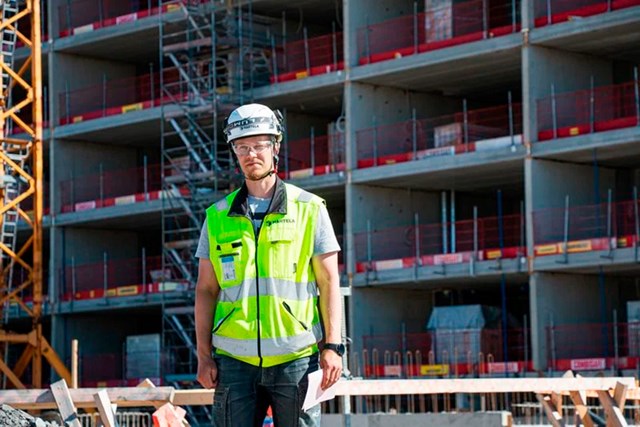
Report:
206,179,324,367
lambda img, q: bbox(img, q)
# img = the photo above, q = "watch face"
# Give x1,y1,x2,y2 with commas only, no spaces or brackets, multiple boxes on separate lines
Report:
326,343,345,356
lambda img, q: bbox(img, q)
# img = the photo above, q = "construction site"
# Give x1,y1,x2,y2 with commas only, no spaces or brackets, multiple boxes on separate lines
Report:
0,0,639,425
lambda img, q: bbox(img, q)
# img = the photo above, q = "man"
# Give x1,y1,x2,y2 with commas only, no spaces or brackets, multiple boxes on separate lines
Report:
194,103,343,427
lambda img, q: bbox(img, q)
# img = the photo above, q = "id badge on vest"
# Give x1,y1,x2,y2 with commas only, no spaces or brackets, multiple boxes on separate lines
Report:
221,256,236,281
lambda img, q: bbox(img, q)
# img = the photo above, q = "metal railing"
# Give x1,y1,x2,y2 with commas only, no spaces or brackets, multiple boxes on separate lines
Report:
59,163,161,213
58,0,163,37
353,213,524,269
358,0,520,64
59,254,191,302
280,132,345,178
532,193,640,255
270,30,344,83
355,102,522,169
537,76,640,141
533,0,639,27
58,67,181,124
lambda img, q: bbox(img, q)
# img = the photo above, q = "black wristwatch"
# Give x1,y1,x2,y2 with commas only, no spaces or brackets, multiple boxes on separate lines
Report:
323,343,345,356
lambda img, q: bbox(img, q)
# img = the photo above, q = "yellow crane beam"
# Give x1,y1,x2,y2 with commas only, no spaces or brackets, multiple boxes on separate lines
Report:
0,0,70,388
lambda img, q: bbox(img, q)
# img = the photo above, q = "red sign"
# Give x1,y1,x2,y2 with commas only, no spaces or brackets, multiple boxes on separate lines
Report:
570,358,606,371
487,362,519,374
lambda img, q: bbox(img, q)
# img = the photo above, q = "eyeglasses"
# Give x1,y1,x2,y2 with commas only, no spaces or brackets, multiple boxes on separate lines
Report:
232,142,273,156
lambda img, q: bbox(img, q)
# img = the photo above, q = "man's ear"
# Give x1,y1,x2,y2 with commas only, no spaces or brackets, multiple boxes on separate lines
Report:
273,141,281,155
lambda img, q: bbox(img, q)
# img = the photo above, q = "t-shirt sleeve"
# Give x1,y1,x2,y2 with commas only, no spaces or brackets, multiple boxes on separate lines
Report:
313,204,341,256
195,222,210,259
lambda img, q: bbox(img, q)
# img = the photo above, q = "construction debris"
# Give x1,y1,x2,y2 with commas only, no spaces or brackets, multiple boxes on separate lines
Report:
0,404,61,427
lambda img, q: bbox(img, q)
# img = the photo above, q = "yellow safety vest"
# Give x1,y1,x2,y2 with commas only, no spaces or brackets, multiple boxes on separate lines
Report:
206,178,324,367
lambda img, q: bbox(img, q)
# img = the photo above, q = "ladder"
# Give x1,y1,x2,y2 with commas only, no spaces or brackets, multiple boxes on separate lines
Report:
0,0,24,322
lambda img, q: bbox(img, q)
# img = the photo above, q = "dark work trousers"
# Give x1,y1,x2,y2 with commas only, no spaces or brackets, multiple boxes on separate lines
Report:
212,353,321,427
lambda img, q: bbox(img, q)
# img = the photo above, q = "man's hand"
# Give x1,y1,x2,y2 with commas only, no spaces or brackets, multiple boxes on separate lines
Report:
319,349,342,390
197,357,218,389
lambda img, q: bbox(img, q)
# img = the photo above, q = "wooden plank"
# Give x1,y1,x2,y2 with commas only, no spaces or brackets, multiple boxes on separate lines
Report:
596,390,627,427
550,392,563,418
94,389,119,427
172,389,215,406
50,379,82,427
614,382,628,411
569,390,595,427
0,386,176,410
0,358,25,389
331,377,637,396
536,393,565,427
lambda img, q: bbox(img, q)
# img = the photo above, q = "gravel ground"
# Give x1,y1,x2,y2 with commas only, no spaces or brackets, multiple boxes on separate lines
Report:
0,404,62,427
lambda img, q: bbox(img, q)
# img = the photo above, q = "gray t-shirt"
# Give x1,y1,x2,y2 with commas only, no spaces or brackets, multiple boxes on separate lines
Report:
195,195,341,259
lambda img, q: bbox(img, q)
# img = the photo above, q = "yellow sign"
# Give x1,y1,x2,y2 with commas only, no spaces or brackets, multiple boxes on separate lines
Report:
117,285,139,296
295,71,309,80
122,103,143,113
486,249,502,259
419,364,449,376
569,127,580,136
566,240,592,253
535,244,558,255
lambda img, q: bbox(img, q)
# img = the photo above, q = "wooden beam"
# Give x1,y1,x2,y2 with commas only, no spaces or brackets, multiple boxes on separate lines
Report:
0,358,25,389
0,386,176,410
596,390,627,427
50,380,82,427
331,377,637,396
94,389,119,427
614,382,628,411
536,393,565,427
569,390,594,427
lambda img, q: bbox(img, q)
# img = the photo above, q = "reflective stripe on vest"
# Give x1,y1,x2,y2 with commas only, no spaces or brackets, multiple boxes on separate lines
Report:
218,278,318,303
213,322,323,357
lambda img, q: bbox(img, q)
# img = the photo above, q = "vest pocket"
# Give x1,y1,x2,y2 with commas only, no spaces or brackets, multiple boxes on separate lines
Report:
213,307,237,334
214,239,246,284
281,301,309,332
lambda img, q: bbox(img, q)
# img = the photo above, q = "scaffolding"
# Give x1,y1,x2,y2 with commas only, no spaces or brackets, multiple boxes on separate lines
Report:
159,1,271,422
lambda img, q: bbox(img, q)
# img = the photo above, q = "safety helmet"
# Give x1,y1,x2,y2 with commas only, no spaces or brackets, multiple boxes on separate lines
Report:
223,103,284,144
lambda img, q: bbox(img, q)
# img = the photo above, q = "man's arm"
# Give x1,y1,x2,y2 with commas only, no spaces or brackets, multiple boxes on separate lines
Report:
312,251,342,389
195,258,220,389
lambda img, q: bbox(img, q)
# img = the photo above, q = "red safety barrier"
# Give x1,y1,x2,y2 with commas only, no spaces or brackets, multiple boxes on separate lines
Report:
356,103,522,169
58,67,183,125
58,0,171,37
537,80,640,141
534,0,640,27
358,0,520,65
354,214,524,273
360,328,529,378
59,164,161,213
60,256,191,301
546,321,640,371
532,198,639,256
278,133,345,179
270,32,344,84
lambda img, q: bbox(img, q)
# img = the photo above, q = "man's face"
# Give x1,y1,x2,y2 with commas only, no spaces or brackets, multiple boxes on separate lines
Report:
232,135,279,180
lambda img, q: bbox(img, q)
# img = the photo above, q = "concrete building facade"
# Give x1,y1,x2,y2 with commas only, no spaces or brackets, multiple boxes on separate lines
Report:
6,0,640,418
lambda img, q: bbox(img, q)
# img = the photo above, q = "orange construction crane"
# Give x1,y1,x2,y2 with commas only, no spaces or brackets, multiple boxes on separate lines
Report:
0,0,70,388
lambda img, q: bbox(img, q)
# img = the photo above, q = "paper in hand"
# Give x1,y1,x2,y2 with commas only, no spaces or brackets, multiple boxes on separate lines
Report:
302,369,338,411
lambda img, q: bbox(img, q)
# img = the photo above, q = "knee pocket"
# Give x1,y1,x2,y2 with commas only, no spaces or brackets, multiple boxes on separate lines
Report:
212,386,230,427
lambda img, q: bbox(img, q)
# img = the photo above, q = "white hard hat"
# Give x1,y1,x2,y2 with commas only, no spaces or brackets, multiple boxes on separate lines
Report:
224,103,284,144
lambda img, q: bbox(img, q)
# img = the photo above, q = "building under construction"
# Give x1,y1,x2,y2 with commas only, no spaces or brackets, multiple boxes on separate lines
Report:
1,0,640,423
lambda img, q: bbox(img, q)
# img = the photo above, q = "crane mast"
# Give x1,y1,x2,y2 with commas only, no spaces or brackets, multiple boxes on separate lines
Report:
0,0,69,388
